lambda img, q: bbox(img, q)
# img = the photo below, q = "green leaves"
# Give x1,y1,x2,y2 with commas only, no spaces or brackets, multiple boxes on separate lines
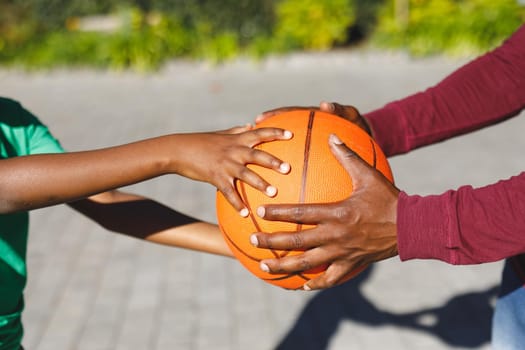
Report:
273,0,356,50
373,0,525,57
2,0,521,70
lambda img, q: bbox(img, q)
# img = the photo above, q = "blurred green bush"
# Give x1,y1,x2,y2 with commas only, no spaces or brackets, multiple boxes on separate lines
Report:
373,0,525,56
0,0,523,70
0,0,356,70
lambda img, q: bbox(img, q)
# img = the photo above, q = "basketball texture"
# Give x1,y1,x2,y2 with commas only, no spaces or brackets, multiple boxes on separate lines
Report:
216,110,394,289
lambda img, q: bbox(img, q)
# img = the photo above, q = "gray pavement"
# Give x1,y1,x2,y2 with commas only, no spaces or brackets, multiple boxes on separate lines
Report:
2,49,521,349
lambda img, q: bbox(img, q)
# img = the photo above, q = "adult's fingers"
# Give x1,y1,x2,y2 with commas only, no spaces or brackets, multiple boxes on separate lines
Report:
256,202,339,225
250,227,333,250
319,101,359,120
303,260,365,291
328,134,372,189
319,102,372,135
255,106,319,124
259,248,331,274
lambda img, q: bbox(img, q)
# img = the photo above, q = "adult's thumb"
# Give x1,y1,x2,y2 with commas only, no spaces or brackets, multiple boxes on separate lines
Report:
329,133,370,188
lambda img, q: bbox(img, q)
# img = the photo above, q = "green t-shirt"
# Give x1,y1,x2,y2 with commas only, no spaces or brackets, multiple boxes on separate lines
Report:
0,97,64,349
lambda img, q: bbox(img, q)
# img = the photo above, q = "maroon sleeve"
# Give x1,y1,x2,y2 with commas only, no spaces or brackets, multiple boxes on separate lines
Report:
397,173,525,264
364,24,525,157
362,24,525,264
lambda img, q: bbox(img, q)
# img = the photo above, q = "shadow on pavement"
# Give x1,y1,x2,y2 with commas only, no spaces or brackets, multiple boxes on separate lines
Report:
276,267,498,350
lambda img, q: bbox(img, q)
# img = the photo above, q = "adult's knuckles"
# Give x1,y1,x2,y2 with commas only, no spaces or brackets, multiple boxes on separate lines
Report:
291,233,305,249
290,206,308,222
257,234,274,249
325,272,343,287
299,257,313,271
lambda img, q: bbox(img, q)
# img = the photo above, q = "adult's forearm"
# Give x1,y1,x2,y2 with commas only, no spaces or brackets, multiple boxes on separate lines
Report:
365,24,525,156
398,172,525,264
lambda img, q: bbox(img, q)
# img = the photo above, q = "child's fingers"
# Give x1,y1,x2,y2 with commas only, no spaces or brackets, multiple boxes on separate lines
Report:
220,124,254,135
243,148,291,175
243,127,293,147
219,164,279,217
218,183,249,217
233,165,278,198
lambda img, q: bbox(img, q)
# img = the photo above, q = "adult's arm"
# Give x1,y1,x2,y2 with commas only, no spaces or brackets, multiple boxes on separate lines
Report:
250,25,525,287
365,24,525,157
367,24,525,265
398,172,525,264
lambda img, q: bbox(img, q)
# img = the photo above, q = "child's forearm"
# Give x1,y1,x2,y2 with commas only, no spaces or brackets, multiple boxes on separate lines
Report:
146,222,233,257
0,127,291,214
0,135,179,213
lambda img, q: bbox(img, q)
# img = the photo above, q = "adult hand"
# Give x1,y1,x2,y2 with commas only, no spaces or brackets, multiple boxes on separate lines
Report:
256,101,372,135
250,133,399,290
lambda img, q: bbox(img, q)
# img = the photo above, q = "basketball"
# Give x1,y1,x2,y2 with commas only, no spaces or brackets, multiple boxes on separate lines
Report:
216,110,394,289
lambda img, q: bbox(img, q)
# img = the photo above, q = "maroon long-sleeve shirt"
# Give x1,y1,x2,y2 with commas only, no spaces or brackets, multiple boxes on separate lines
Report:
364,24,525,265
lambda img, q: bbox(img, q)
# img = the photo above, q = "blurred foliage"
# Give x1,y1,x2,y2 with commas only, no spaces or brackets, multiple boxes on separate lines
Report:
273,0,355,50
373,0,525,56
152,0,276,45
0,0,356,70
0,0,523,70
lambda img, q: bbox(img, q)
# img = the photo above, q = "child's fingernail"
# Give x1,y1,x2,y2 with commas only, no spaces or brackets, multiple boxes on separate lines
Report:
240,208,249,217
257,206,265,218
266,186,277,197
329,133,343,145
260,262,270,272
303,284,312,291
279,162,291,174
250,234,259,247
283,130,293,139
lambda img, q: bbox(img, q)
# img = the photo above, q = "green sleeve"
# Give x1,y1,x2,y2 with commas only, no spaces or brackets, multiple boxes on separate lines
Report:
0,97,65,157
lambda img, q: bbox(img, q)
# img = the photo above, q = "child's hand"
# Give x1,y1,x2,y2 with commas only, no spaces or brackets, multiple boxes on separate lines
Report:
172,125,292,216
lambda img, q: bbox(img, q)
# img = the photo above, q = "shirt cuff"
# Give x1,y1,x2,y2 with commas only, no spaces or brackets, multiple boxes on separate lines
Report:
397,191,460,264
363,103,410,157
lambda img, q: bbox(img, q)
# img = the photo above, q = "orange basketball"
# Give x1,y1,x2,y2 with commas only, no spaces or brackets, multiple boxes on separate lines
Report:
216,110,394,289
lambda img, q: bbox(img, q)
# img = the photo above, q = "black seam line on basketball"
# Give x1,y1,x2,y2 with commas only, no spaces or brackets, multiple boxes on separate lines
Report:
369,138,377,168
262,273,301,281
220,223,263,262
261,272,310,283
238,180,262,233
238,168,280,259
296,110,315,232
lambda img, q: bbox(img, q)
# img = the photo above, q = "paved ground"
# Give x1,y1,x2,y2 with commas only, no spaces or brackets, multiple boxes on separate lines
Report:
2,49,522,349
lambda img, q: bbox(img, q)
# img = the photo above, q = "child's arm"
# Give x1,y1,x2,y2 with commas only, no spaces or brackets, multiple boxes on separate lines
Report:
0,125,291,215
68,190,233,256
